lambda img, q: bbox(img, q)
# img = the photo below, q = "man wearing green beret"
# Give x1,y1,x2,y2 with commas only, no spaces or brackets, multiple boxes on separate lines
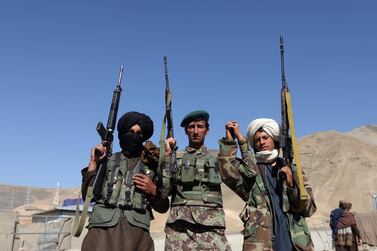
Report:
161,110,231,250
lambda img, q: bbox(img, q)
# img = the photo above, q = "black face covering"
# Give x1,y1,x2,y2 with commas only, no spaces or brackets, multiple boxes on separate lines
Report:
117,112,154,142
119,132,144,157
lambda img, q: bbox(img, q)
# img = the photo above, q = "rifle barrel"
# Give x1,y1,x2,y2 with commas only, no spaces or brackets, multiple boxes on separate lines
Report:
280,34,287,88
164,56,170,90
117,65,124,88
163,56,174,138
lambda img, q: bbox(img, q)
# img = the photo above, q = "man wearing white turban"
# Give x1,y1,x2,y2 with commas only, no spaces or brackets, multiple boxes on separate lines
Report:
246,118,281,165
218,119,316,251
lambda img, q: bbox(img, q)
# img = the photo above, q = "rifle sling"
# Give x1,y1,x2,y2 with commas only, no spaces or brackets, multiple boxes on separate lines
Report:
71,186,93,237
158,113,167,172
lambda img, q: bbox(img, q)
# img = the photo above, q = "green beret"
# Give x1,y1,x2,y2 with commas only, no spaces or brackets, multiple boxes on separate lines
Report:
180,110,209,127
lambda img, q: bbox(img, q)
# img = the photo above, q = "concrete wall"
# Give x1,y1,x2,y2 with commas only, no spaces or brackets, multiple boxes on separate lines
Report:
0,210,18,251
5,216,73,251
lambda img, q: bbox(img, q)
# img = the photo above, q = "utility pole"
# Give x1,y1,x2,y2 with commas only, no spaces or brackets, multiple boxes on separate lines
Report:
24,186,30,209
52,182,60,208
8,189,15,210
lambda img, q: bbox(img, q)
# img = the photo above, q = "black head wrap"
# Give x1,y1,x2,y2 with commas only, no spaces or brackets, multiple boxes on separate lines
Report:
117,111,154,141
117,112,154,156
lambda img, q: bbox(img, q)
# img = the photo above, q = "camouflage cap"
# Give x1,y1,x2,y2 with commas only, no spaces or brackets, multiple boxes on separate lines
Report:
180,110,209,127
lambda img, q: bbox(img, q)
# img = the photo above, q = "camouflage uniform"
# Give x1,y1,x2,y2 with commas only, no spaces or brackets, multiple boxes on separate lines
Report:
218,139,317,251
162,145,231,251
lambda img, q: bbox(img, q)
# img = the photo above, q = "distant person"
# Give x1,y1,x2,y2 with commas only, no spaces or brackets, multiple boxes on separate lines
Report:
330,201,346,246
334,202,362,251
218,118,317,251
161,110,231,250
81,112,169,251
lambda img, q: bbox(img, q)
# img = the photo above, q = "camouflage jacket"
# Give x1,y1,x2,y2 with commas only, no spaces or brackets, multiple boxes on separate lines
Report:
161,145,226,228
218,139,317,251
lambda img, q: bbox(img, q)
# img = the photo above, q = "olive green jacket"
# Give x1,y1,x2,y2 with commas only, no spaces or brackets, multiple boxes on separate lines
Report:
81,152,169,231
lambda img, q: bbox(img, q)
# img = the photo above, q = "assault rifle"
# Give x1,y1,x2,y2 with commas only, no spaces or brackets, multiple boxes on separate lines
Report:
163,56,178,175
95,65,124,156
279,35,308,207
164,56,174,141
72,65,124,237
280,35,292,164
158,56,178,176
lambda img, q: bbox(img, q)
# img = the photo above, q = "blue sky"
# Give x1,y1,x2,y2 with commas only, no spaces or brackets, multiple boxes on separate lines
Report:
0,1,376,188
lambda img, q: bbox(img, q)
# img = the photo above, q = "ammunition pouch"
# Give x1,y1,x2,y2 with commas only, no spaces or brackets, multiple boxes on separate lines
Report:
172,152,223,207
100,152,152,211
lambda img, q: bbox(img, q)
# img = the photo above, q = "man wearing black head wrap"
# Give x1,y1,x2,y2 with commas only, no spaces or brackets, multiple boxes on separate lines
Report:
117,111,154,157
81,111,169,251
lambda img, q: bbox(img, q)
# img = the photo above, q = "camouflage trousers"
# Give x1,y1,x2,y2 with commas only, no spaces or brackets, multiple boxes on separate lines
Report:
243,241,273,251
165,221,231,251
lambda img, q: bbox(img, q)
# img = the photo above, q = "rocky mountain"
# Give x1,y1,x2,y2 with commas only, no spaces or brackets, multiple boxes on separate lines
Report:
299,125,377,223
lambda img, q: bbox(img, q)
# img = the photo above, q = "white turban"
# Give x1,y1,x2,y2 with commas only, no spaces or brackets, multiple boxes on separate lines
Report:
247,118,280,149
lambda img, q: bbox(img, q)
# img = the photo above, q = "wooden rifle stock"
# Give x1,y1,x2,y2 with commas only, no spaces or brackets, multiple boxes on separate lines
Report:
280,35,308,209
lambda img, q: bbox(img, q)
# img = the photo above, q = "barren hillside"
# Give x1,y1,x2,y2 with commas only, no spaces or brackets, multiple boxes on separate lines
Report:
299,125,377,222
0,185,79,212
